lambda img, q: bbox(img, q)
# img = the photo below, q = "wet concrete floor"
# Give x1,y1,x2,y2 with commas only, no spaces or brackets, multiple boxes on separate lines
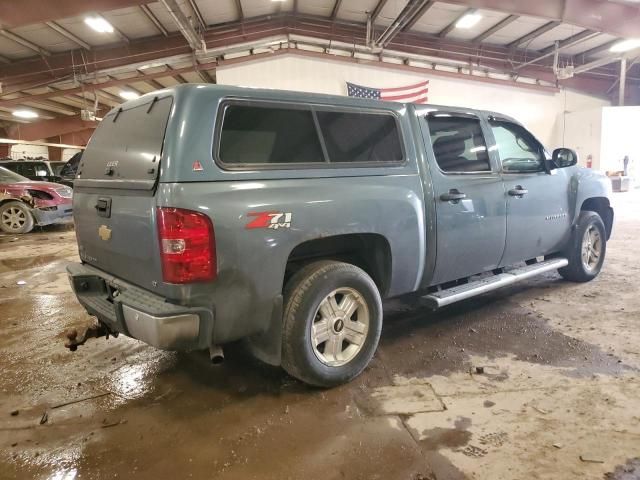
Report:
1,191,640,480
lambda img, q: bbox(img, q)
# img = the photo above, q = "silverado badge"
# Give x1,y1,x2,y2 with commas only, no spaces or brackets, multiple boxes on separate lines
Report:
98,225,112,241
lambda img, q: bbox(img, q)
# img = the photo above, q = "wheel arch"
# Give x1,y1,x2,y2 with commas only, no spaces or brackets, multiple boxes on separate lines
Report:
283,233,393,298
580,197,613,239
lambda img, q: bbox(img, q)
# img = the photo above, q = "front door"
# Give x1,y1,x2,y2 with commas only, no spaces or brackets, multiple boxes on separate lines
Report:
486,118,571,266
421,112,507,285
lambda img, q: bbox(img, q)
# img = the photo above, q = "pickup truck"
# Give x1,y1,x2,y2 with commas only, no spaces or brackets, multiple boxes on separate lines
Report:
66,84,613,387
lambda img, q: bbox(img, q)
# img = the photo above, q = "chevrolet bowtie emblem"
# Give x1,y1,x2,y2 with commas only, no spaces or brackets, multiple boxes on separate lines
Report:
98,225,112,241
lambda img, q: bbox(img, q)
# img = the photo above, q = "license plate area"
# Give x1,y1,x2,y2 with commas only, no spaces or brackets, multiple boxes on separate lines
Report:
70,275,108,297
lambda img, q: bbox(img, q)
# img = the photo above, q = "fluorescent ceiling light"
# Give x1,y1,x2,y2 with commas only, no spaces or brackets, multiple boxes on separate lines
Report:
84,16,114,33
119,90,140,100
609,39,640,52
455,12,482,29
12,110,39,119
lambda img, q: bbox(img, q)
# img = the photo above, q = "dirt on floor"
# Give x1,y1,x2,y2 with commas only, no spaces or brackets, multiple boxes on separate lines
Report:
0,191,639,480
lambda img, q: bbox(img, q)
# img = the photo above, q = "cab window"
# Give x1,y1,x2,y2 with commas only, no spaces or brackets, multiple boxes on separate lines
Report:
489,120,545,173
427,115,490,173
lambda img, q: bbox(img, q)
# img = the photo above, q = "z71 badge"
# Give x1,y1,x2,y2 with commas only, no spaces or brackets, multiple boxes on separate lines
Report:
246,211,292,230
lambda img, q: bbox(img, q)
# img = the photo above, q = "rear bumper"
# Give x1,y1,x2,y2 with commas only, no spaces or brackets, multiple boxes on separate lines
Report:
66,262,213,350
33,203,73,226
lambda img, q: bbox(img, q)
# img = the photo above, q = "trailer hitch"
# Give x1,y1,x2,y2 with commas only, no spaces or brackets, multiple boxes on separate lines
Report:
64,323,118,351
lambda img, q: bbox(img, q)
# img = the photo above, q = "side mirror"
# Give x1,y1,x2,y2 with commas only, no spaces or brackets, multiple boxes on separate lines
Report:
552,148,578,169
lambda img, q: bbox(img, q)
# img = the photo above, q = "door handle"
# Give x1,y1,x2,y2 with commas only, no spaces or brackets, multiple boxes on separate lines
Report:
440,189,467,203
508,186,528,197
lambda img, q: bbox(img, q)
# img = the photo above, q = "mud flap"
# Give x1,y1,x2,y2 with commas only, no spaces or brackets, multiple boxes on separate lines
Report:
244,295,283,366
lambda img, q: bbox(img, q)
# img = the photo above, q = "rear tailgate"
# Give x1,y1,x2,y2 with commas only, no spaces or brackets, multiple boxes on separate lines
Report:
73,95,173,291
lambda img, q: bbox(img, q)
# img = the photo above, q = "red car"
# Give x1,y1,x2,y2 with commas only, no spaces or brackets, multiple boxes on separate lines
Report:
0,166,73,234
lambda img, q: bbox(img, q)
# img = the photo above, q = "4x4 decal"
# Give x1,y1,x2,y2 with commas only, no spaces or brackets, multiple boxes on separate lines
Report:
246,211,292,230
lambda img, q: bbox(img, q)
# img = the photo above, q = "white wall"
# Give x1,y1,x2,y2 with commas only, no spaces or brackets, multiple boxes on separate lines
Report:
562,107,603,169
216,54,609,149
62,148,81,161
10,144,48,159
600,106,640,175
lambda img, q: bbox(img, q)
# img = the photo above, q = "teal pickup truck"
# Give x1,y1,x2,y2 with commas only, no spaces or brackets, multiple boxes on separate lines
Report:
66,84,613,387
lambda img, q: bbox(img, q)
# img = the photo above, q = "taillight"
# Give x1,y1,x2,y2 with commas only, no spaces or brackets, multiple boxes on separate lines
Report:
156,207,216,284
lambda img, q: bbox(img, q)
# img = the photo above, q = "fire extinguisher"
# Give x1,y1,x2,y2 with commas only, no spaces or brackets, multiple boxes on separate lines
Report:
586,155,593,169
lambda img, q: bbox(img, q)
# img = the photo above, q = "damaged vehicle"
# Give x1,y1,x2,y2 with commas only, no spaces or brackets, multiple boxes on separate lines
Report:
0,166,73,234
67,85,613,387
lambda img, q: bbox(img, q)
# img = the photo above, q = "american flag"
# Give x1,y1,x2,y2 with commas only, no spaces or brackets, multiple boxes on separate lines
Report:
346,80,429,103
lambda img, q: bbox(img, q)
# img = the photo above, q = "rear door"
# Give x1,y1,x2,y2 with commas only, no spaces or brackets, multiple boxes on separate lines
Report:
421,111,507,285
73,95,173,290
486,117,571,265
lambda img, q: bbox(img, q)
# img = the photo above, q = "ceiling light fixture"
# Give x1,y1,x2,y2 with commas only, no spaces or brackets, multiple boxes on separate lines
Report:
12,110,39,119
609,39,640,52
455,11,482,29
84,16,115,33
119,90,140,100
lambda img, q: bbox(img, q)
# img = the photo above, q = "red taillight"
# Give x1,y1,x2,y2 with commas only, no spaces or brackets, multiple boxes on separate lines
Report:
156,207,216,284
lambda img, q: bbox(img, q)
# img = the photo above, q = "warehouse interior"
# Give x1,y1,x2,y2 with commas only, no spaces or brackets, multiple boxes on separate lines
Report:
1,1,639,479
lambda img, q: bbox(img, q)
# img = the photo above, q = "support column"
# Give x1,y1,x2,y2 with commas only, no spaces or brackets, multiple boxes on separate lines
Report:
619,57,627,106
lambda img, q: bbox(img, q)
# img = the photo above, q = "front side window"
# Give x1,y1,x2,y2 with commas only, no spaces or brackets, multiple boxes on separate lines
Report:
315,110,403,163
427,115,490,173
490,120,545,173
219,104,325,165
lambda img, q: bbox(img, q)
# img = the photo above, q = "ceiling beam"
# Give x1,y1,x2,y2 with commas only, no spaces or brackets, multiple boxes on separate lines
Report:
401,0,435,32
166,64,188,84
0,14,630,101
99,15,131,44
438,8,474,38
6,116,98,142
45,21,91,50
186,0,207,30
0,0,149,28
514,30,600,70
140,4,169,37
377,0,428,47
473,14,519,43
136,69,165,89
0,29,51,57
331,0,343,19
405,0,640,40
0,61,219,108
159,0,204,51
508,21,561,49
574,39,619,59
235,0,244,20
538,29,598,55
370,0,389,24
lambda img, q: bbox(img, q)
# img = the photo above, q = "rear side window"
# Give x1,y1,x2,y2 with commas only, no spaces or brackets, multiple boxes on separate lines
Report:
219,105,324,165
315,111,403,163
427,115,490,173
217,103,403,167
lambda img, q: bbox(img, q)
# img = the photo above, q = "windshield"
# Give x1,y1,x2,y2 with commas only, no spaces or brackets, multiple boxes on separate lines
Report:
0,166,29,183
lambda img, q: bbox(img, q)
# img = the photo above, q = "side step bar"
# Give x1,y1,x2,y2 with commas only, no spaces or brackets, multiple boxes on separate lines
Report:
422,258,569,308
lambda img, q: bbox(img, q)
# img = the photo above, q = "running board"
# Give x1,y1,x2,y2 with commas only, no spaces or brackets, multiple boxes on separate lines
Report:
422,258,569,308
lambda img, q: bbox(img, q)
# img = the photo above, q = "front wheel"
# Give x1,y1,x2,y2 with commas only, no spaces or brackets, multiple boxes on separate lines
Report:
558,211,606,282
0,201,35,234
282,260,382,387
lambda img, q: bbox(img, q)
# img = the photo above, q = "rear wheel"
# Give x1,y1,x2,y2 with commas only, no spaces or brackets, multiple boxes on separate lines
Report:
558,211,606,282
282,260,382,387
0,201,35,234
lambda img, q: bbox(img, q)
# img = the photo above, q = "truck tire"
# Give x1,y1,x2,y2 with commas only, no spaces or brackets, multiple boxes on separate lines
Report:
558,210,606,283
0,201,35,234
282,260,382,387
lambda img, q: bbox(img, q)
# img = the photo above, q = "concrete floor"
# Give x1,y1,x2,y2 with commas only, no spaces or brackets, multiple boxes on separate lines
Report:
1,191,639,480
